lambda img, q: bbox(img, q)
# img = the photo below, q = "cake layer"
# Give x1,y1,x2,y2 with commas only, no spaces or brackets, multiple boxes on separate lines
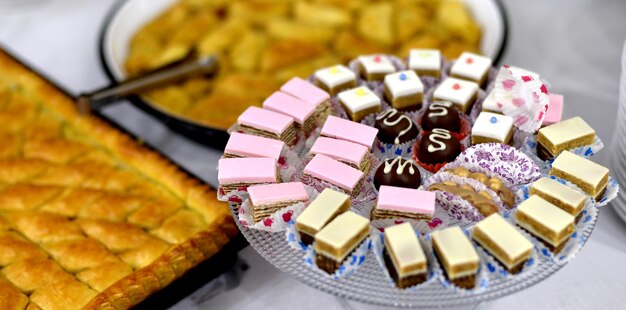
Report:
248,182,308,206
450,52,492,84
314,211,369,261
224,132,284,160
431,226,479,280
409,49,441,73
384,70,424,98
433,77,479,113
218,157,278,184
314,65,356,91
359,55,395,75
309,137,368,168
296,188,350,237
472,214,533,271
530,177,586,216
280,77,330,107
338,86,381,121
376,186,435,216
303,154,364,192
472,112,514,144
238,106,294,135
384,223,427,277
516,195,575,247
321,116,379,149
550,151,609,200
481,91,501,113
536,117,595,157
263,91,316,125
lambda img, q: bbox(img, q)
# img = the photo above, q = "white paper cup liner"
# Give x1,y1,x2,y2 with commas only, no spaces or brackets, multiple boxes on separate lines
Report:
304,236,372,279
237,186,319,232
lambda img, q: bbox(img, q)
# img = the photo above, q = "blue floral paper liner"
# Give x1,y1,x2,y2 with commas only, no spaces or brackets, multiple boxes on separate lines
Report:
303,236,372,280
522,135,604,173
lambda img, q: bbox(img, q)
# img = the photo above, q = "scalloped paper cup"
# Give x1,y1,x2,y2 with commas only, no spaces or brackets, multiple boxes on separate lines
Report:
304,236,372,279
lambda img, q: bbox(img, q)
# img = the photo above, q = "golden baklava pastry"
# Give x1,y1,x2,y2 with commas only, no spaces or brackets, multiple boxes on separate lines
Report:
0,50,236,310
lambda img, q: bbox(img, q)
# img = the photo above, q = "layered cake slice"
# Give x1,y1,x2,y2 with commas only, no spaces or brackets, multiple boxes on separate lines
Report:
471,112,514,145
433,77,479,113
530,177,586,221
431,226,480,289
237,106,297,146
337,86,382,122
303,154,365,195
480,91,501,114
320,116,379,149
408,49,441,78
309,137,371,173
449,52,492,86
296,188,350,245
223,132,284,160
217,157,279,194
358,54,396,81
383,70,424,111
372,186,435,221
263,91,318,134
516,195,575,254
248,182,309,223
536,117,595,160
384,223,428,288
314,65,357,96
550,151,609,201
314,211,370,274
280,77,332,120
472,214,533,274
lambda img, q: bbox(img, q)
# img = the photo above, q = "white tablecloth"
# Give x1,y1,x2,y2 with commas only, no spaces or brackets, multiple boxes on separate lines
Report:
1,1,625,309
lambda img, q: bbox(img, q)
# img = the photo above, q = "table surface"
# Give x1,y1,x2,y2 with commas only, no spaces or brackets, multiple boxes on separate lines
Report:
1,1,625,309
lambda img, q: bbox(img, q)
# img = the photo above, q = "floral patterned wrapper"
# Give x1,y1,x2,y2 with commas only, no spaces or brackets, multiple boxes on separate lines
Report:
303,236,372,279
348,55,407,90
370,228,437,290
494,65,550,133
237,186,319,232
522,135,605,172
414,100,472,142
424,231,490,293
446,143,542,188
510,184,599,266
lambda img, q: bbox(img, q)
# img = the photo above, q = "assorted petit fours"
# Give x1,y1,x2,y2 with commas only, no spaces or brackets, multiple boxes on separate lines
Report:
416,128,462,166
303,154,365,195
433,77,479,113
383,70,424,111
449,52,493,86
471,112,514,145
431,226,480,289
428,181,498,216
224,132,285,160
542,94,564,127
373,157,421,190
536,116,595,160
358,54,396,81
314,65,357,96
480,90,500,113
530,177,587,221
314,211,370,274
446,167,515,208
338,86,382,122
409,49,441,78
321,115,379,149
218,157,279,194
421,101,461,133
374,109,419,145
516,195,575,254
248,182,309,223
296,188,351,245
237,106,297,146
384,223,428,288
550,151,609,201
280,77,332,120
309,137,371,173
372,186,436,221
263,91,318,134
472,214,533,274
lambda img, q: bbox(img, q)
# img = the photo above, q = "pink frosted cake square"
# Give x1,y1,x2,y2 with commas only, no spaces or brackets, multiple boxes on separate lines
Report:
224,132,284,160
320,115,379,149
248,182,309,222
542,94,564,127
303,154,365,194
218,157,279,194
280,77,330,107
263,91,317,133
237,106,297,146
372,186,436,221
309,137,371,173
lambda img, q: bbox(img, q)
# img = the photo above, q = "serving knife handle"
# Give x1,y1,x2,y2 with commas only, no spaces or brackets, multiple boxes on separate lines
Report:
77,54,218,115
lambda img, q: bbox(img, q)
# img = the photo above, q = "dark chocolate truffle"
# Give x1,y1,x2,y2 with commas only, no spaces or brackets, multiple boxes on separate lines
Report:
374,109,420,144
374,156,421,190
421,101,460,132
417,128,462,164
